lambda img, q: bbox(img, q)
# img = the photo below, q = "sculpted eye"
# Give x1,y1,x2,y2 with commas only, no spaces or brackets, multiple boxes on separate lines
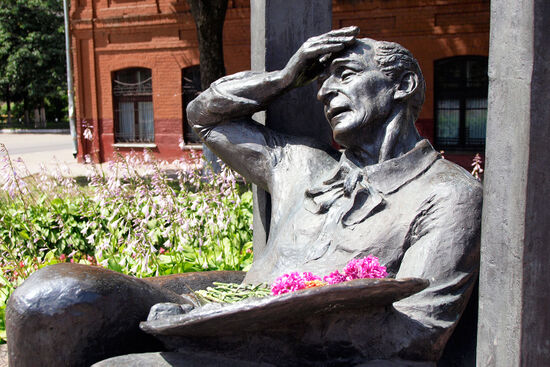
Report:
341,70,355,81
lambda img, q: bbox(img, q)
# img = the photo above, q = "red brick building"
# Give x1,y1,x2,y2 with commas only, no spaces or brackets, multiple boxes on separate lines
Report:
70,0,489,167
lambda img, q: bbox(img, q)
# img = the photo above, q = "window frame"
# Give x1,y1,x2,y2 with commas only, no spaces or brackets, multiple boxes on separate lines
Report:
112,67,154,143
433,56,488,152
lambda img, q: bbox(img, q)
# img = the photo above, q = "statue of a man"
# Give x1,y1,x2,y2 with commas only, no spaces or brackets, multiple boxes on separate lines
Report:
7,27,481,366
186,26,481,362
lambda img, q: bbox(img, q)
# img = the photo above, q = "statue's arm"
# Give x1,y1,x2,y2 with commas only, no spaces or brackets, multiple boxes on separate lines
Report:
186,85,276,192
187,26,358,133
185,71,292,192
186,27,358,190
389,180,482,359
186,71,288,134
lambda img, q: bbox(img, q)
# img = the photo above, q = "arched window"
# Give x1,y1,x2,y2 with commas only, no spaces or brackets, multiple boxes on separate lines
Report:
434,56,488,150
182,65,201,144
112,68,154,143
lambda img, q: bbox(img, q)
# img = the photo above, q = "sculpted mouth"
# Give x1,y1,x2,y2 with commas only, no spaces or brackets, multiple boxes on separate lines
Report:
326,106,349,122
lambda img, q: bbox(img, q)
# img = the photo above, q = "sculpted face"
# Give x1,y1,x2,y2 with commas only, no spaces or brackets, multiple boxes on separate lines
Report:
317,42,395,148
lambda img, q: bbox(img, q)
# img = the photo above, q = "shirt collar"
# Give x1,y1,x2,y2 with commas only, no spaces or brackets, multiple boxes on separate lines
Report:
341,139,440,195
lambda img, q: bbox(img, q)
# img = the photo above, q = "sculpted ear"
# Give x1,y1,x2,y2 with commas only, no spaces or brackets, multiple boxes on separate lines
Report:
394,71,418,101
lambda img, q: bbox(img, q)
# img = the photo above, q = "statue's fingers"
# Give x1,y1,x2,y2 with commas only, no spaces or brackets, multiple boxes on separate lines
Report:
306,27,358,45
319,54,332,64
306,37,355,53
325,26,360,37
315,36,356,44
307,43,347,57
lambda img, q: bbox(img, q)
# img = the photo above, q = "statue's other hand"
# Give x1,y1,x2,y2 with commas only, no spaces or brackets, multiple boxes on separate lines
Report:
146,298,196,322
282,26,359,88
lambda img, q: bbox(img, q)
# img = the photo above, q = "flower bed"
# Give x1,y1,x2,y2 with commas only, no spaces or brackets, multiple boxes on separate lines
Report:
0,147,254,343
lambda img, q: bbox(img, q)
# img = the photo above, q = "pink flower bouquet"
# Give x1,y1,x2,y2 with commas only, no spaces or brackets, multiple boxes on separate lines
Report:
271,255,387,295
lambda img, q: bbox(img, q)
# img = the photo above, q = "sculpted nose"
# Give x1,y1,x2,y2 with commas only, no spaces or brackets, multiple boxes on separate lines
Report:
317,78,336,103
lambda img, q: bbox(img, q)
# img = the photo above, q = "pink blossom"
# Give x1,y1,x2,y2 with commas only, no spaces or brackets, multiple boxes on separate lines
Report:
343,255,387,281
323,270,347,285
323,256,387,284
471,153,484,180
271,272,306,295
83,128,93,141
302,272,321,281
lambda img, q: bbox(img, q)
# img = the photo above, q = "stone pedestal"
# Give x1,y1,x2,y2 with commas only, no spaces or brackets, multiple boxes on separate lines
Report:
477,0,550,365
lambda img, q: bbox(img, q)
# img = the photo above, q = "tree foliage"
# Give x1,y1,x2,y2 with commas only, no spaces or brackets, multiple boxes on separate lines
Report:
0,0,66,122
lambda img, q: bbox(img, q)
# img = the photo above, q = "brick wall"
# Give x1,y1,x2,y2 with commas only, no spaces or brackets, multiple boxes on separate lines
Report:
71,0,489,167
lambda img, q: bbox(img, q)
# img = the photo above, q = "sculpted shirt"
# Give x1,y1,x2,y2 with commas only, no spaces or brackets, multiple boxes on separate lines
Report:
189,75,482,361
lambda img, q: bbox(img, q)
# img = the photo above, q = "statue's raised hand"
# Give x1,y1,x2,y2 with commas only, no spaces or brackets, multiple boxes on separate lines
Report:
282,26,359,88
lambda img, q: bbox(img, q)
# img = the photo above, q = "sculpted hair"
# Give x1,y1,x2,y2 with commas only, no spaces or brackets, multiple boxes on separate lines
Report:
372,40,426,121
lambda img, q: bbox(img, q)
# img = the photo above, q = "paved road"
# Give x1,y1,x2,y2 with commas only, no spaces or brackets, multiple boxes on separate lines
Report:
0,133,74,155
0,133,89,176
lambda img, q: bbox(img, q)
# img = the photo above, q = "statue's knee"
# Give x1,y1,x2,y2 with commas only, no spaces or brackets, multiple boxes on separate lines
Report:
9,263,102,321
6,263,183,367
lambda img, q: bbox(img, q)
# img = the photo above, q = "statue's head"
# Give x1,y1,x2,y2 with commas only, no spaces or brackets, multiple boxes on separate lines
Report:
317,38,425,147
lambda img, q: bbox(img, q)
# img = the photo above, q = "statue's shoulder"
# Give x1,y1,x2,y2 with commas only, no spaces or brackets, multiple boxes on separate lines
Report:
432,158,482,186
428,158,483,206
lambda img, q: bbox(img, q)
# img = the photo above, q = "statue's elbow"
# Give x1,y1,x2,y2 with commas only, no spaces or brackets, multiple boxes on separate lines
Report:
186,97,213,140
186,98,200,128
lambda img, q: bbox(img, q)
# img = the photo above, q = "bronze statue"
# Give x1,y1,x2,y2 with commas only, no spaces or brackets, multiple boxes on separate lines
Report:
7,27,481,367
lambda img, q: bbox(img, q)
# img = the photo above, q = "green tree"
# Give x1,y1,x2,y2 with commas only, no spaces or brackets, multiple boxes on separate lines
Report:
0,0,66,125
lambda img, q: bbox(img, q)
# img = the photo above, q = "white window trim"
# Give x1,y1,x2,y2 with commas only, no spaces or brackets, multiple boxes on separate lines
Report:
179,144,203,150
113,142,157,148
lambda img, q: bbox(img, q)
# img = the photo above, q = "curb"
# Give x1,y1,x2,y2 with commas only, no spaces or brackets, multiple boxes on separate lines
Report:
0,129,70,134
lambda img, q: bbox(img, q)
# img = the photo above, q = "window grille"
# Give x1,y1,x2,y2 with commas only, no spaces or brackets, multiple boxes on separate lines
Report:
434,56,488,150
113,68,154,143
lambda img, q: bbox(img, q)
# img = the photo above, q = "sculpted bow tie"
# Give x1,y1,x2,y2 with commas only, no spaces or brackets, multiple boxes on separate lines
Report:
304,162,386,227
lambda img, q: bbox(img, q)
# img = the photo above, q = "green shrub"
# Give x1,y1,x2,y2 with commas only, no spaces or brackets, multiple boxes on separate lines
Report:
0,147,254,343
